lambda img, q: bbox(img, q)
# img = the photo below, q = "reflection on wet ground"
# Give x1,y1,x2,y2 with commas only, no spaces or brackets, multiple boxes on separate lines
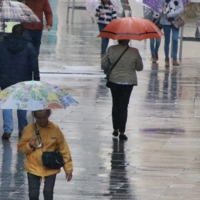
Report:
1,0,200,199
109,140,133,199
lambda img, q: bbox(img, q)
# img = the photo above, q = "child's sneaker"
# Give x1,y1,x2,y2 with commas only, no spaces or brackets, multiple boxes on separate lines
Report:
119,134,128,141
112,131,119,138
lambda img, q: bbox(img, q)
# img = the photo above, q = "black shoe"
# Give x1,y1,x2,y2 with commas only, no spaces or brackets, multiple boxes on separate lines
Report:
112,131,119,138
119,134,128,141
2,133,11,139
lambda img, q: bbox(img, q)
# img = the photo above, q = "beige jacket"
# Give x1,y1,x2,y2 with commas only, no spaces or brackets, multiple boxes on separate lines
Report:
102,44,143,85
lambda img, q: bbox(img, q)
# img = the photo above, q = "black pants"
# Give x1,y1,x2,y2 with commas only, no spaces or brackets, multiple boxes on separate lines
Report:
27,172,56,200
110,84,133,133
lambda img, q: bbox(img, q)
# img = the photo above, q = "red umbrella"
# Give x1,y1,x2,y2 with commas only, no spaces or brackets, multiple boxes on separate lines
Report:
98,17,163,41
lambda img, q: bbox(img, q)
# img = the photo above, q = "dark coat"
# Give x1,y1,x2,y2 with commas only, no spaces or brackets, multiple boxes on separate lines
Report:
0,35,40,90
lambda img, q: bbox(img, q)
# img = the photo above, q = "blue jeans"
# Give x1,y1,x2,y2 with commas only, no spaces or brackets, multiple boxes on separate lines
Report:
150,38,161,57
3,109,27,133
27,173,56,200
162,25,179,60
24,29,43,55
98,24,109,54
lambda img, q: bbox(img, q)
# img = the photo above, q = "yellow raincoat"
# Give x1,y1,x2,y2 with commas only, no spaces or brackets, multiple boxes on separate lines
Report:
17,121,73,177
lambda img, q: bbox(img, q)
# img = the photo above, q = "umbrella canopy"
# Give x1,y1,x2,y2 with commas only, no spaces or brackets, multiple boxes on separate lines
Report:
1,1,40,23
0,81,78,111
138,0,189,11
85,0,123,18
98,17,163,41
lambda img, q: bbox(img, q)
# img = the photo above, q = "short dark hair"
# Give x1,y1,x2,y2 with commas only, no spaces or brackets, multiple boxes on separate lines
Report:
32,109,52,117
101,0,111,5
12,24,24,36
118,40,130,45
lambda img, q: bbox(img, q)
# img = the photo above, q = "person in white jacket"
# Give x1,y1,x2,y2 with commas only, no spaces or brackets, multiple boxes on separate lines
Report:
158,0,184,67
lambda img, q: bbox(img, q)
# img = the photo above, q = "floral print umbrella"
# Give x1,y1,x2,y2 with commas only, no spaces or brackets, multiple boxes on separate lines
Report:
0,81,78,111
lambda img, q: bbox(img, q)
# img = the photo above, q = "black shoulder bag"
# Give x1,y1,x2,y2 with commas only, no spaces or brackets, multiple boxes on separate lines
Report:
42,150,65,170
106,46,129,88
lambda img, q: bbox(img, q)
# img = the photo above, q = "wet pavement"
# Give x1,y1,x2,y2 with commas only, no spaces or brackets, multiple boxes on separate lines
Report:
1,0,200,199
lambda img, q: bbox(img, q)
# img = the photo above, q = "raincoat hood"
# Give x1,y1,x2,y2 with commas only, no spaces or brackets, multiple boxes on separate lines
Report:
3,36,28,54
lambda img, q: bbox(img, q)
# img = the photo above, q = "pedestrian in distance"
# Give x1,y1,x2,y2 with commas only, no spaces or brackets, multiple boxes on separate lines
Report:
19,0,53,56
96,0,117,58
18,109,73,200
158,0,184,67
0,24,40,139
102,40,143,140
144,7,162,63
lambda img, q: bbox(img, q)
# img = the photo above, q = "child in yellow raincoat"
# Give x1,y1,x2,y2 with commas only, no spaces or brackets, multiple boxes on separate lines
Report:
18,109,73,200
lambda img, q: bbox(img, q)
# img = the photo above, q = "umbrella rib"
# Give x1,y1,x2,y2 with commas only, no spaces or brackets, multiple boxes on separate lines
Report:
101,30,159,36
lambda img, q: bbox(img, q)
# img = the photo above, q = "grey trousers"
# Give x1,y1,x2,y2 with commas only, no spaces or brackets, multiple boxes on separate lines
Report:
27,172,56,200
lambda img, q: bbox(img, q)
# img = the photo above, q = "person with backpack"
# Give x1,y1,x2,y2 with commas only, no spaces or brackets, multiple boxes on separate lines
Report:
0,24,39,139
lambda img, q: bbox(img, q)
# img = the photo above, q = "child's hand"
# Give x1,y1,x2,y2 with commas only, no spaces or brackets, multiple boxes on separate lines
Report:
66,172,72,181
29,137,37,149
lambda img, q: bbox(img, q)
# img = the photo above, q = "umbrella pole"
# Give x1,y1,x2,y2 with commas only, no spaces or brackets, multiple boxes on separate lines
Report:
32,71,34,135
32,113,35,137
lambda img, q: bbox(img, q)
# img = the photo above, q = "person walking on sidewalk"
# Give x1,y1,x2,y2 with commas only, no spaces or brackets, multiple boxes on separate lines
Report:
18,109,73,200
96,0,117,58
19,0,53,55
158,0,184,67
0,24,40,139
102,40,143,140
144,7,162,63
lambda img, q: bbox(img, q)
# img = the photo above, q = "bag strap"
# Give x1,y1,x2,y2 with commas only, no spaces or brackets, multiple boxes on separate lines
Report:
34,123,39,136
34,123,43,149
107,46,129,81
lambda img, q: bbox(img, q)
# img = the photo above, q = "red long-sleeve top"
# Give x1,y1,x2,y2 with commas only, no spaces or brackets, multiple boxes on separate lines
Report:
22,0,53,30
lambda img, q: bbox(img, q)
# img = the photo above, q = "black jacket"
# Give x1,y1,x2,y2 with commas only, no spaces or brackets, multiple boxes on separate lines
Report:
0,35,40,90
